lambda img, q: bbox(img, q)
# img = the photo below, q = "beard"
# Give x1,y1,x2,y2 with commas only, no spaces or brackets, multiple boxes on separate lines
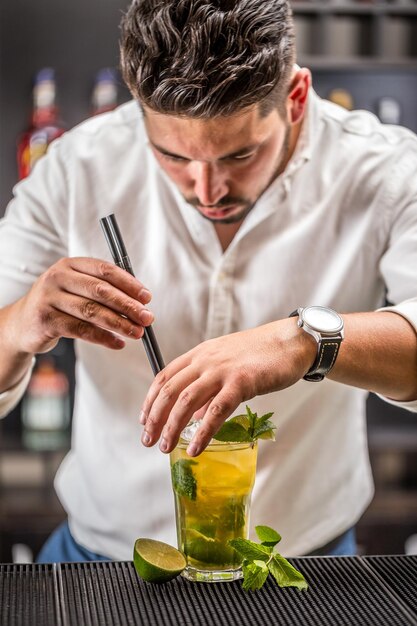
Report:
194,198,254,225
185,123,291,225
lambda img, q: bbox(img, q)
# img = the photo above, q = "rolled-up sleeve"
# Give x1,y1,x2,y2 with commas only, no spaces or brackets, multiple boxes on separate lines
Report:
375,137,417,412
0,138,69,414
0,136,69,308
0,358,35,418
377,298,417,412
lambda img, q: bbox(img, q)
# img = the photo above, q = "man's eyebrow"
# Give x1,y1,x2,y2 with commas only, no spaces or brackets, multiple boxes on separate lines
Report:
150,141,261,160
220,144,260,159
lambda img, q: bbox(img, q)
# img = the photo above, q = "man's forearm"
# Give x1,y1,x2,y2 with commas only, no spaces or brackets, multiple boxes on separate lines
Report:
0,303,34,394
329,311,417,402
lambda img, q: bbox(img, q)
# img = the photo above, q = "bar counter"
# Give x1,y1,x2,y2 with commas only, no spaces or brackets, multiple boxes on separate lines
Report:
1,555,416,625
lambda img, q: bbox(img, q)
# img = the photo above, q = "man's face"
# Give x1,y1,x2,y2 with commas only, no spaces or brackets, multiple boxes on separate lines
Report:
143,104,290,225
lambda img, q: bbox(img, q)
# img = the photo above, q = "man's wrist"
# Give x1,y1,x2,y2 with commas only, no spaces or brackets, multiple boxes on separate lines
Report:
289,307,345,381
0,358,35,418
287,316,318,377
0,301,35,393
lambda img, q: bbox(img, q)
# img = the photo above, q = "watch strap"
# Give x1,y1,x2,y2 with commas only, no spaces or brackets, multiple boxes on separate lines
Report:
304,337,343,382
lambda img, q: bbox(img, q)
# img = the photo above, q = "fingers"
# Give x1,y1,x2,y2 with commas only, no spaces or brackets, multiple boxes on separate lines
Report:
143,378,242,456
140,353,194,420
141,365,210,448
24,256,155,353
184,392,242,456
50,292,151,340
68,257,152,304
141,360,244,456
44,308,127,349
64,273,153,325
192,400,212,422
51,258,153,324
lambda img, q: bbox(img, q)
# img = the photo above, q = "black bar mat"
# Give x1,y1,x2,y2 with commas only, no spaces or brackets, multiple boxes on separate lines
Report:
0,563,62,626
363,555,417,616
1,557,417,626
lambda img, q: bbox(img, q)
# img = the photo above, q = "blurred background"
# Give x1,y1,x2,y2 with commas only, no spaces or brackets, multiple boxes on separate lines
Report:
0,0,416,563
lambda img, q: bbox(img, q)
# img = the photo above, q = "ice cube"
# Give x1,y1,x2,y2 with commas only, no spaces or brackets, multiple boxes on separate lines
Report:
181,420,202,442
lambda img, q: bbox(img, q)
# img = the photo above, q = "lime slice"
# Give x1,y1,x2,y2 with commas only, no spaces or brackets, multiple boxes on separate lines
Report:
133,538,186,583
185,529,239,566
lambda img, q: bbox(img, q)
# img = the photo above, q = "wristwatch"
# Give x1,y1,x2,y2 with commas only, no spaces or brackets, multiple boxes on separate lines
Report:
289,306,344,382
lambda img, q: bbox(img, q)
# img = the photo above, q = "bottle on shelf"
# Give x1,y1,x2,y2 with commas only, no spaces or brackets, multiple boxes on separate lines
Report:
327,88,355,111
17,68,65,180
377,97,402,125
21,355,71,451
91,68,118,116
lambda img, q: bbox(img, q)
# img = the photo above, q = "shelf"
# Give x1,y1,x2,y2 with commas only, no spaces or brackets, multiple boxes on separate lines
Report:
368,426,417,452
293,1,417,63
364,490,417,521
299,55,417,69
0,429,70,454
292,2,417,15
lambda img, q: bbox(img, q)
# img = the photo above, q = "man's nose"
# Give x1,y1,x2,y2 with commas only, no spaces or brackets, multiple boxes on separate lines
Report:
190,161,228,207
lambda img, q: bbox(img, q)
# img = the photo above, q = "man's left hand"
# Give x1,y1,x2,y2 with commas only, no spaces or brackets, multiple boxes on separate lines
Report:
140,318,316,456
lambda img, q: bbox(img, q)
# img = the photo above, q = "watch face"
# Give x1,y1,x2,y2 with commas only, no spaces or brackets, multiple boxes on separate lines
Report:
302,306,343,333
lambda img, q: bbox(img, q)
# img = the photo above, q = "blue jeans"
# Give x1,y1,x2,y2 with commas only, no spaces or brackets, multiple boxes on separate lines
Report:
36,520,356,563
307,528,357,557
36,521,110,563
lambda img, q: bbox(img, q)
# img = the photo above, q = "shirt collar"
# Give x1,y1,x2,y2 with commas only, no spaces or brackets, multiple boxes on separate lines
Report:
281,86,320,182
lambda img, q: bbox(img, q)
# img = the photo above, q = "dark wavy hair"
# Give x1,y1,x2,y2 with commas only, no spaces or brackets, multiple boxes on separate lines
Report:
120,0,295,118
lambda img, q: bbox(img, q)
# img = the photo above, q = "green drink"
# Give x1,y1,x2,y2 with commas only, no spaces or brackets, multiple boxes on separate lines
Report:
170,424,258,582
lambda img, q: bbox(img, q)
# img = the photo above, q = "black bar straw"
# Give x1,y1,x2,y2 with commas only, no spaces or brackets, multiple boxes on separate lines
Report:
100,214,165,376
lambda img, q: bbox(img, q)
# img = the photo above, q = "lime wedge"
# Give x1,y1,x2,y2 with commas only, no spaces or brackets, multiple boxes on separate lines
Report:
185,529,239,566
133,538,186,583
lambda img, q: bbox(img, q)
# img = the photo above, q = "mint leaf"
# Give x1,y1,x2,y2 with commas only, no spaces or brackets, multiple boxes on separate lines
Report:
171,459,197,500
230,414,251,430
242,560,269,591
220,497,246,531
212,421,253,443
255,525,282,548
245,405,258,432
228,538,271,562
253,412,274,427
253,420,276,441
213,405,276,444
268,554,309,591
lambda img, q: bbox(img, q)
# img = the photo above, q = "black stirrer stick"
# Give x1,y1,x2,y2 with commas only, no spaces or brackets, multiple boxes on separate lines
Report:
100,214,165,376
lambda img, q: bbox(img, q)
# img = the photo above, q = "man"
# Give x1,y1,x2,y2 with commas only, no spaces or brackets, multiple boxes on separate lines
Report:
0,0,416,562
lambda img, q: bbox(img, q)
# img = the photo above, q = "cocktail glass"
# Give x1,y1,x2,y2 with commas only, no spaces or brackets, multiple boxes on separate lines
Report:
170,423,258,582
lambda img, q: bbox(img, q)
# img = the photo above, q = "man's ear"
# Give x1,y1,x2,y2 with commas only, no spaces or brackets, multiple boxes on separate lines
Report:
287,68,311,125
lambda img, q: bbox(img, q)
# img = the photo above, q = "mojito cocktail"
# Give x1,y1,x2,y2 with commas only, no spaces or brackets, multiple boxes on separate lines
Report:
170,425,258,582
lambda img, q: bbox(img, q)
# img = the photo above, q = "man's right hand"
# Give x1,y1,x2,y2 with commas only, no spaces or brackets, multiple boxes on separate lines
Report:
4,256,154,356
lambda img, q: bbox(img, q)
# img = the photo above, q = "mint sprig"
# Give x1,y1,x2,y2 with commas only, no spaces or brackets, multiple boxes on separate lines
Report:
227,538,272,561
242,560,269,591
255,525,282,547
213,405,276,443
171,459,197,500
229,525,308,592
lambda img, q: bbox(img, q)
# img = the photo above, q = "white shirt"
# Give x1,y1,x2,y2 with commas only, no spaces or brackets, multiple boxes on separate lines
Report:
1,89,417,558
